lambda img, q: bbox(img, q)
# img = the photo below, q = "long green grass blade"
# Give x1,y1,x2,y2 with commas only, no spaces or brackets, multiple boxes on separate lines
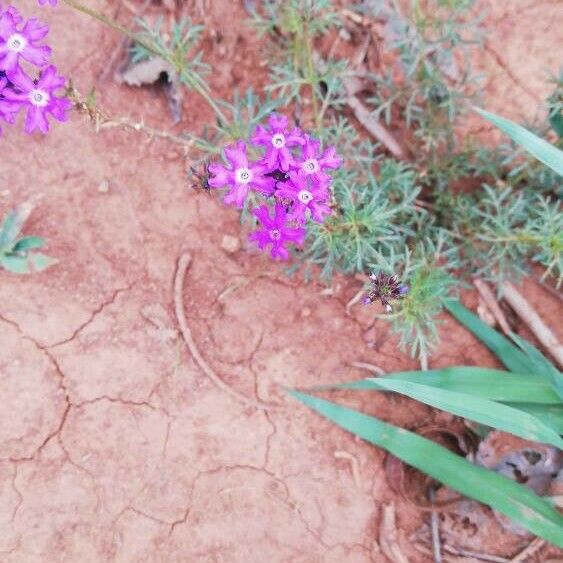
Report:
444,300,534,374
289,390,563,546
475,107,563,177
504,403,563,434
369,378,563,448
317,368,561,404
510,333,563,400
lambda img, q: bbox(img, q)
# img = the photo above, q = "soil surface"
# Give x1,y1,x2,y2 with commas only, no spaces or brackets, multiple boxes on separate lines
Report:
0,1,562,562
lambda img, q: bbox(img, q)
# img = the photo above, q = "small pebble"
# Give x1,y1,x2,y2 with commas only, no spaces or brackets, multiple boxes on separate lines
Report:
301,307,312,318
221,234,240,254
98,179,109,193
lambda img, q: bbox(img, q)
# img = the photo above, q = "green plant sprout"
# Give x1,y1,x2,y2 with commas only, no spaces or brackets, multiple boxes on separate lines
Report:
0,205,57,275
289,299,563,546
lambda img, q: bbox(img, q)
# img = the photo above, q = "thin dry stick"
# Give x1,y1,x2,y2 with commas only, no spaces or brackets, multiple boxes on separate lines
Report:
509,538,546,563
174,252,282,411
501,281,563,369
351,361,386,376
334,450,362,489
346,93,406,161
379,504,410,563
416,542,510,563
429,489,442,563
473,279,512,335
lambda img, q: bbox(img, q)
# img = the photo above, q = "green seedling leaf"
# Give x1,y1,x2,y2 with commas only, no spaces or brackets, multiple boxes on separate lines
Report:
0,210,24,251
474,107,563,177
318,367,561,404
369,377,563,448
289,390,563,546
12,236,45,252
444,300,535,374
0,254,30,274
29,252,58,272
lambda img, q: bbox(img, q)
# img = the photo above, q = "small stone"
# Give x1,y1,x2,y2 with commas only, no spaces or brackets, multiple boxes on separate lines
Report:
221,234,240,254
301,307,312,318
98,179,109,193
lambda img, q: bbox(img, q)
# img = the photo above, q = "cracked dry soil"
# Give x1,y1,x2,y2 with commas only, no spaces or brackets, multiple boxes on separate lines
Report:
1,0,562,561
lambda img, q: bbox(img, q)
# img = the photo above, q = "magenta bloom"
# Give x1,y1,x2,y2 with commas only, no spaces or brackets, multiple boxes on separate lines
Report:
0,6,23,24
2,65,71,133
252,113,305,172
38,0,58,6
275,171,332,224
249,203,306,260
208,140,275,208
0,12,51,74
297,135,342,187
0,74,18,133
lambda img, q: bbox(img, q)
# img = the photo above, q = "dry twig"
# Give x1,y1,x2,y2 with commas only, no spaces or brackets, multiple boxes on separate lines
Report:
379,503,410,563
473,279,512,335
174,252,282,411
501,281,563,369
509,537,546,563
351,361,386,376
334,450,362,489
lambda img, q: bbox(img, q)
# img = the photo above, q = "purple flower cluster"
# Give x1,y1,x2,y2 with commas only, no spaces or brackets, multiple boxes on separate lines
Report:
0,2,69,135
208,114,342,260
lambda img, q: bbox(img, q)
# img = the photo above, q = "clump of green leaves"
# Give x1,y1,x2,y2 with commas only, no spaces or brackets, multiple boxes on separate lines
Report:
290,300,563,545
0,204,57,274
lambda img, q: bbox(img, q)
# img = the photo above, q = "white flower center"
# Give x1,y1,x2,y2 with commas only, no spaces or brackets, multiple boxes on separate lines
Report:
269,229,281,240
302,158,319,174
297,190,313,204
235,168,252,184
272,134,286,149
29,89,50,107
7,34,26,53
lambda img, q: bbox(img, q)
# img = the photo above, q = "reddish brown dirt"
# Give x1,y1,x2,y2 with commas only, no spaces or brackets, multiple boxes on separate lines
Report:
0,1,562,562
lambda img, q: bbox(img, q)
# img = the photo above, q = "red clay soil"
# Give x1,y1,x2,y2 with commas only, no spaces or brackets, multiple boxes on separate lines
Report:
0,1,562,561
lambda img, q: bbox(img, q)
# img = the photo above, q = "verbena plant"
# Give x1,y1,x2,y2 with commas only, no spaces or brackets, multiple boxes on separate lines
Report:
289,299,563,546
57,0,561,360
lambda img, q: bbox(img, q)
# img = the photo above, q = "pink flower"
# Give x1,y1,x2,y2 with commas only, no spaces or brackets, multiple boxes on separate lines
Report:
208,140,275,208
249,203,306,260
252,113,305,172
2,65,71,133
0,11,51,74
275,171,332,224
297,135,342,187
38,0,58,5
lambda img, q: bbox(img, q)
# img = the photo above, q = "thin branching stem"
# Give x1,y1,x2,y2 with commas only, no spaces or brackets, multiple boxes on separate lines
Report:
302,19,321,134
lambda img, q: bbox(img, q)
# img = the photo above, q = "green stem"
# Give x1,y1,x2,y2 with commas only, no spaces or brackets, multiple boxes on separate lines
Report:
61,0,227,125
302,19,321,134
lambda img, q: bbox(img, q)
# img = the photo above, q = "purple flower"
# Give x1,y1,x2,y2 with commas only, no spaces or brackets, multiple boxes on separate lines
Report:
0,74,18,133
363,272,409,313
208,140,275,208
0,11,51,74
297,135,342,187
38,0,58,6
2,65,71,133
252,113,305,172
275,171,332,224
249,203,306,260
0,6,23,24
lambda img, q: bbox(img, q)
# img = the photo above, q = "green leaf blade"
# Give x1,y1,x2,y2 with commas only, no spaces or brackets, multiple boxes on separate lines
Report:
444,300,534,374
315,367,561,404
371,377,563,448
475,107,563,177
290,390,563,546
